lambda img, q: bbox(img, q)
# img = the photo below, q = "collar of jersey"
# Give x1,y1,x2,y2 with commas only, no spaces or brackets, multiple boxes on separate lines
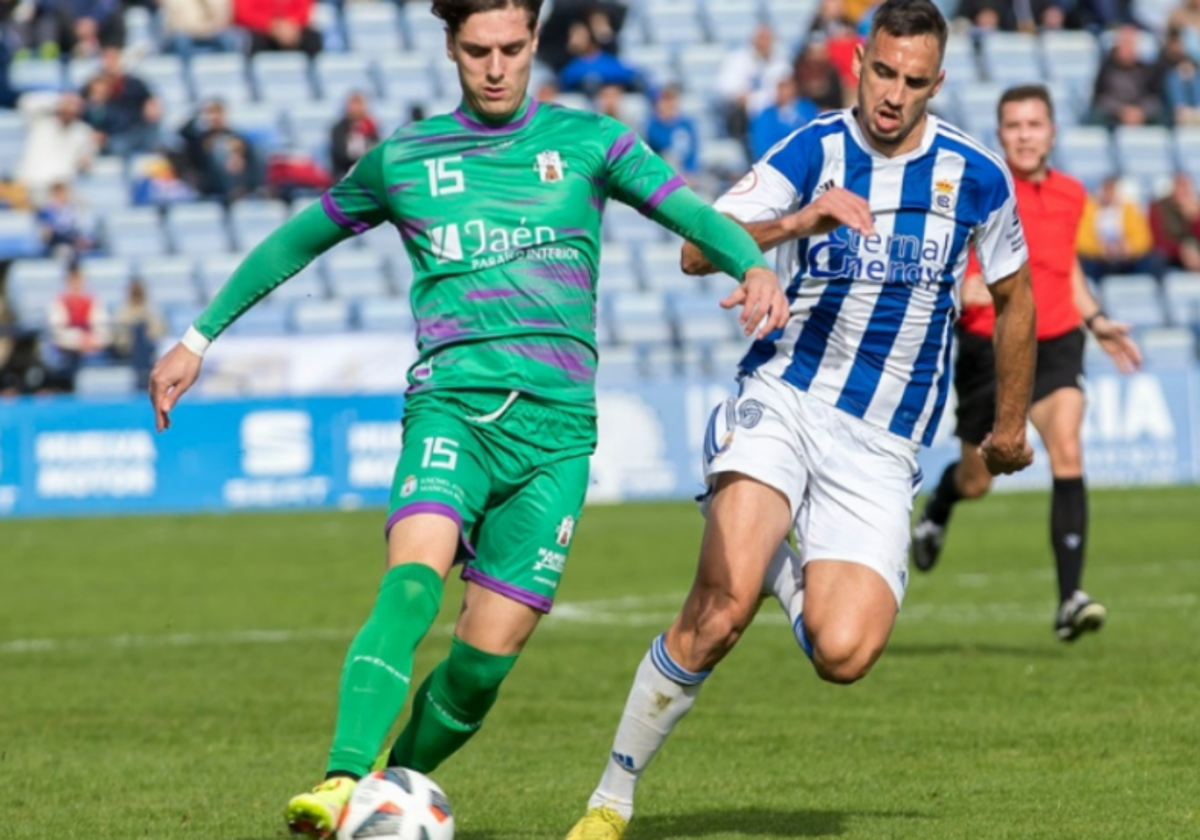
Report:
453,97,538,135
844,108,939,164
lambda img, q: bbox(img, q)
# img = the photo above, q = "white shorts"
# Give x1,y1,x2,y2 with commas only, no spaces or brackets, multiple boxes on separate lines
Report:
702,371,923,607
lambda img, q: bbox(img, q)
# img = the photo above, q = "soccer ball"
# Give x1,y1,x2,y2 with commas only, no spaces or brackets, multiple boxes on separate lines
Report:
337,767,454,840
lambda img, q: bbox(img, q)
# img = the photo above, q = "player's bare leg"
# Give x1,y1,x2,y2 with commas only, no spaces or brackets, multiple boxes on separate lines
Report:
912,441,994,572
286,514,458,838
568,474,791,838
801,561,898,684
1031,388,1104,640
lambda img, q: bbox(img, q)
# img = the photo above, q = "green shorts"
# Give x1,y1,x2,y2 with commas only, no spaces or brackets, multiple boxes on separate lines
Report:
386,390,595,613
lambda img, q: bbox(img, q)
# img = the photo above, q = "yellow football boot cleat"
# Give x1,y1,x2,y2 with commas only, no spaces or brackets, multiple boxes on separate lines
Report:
285,776,357,838
564,806,629,840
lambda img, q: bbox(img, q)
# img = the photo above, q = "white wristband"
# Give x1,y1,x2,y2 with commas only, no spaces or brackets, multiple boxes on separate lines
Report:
180,325,211,357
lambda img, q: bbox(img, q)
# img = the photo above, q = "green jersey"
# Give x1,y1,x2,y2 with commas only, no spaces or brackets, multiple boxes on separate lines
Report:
189,98,768,421
321,98,757,413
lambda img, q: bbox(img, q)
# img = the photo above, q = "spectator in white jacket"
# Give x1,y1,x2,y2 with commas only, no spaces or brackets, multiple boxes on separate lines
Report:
715,24,793,145
16,91,98,204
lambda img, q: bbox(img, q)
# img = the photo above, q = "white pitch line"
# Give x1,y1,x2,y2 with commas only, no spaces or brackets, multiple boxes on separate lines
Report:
3,576,1196,655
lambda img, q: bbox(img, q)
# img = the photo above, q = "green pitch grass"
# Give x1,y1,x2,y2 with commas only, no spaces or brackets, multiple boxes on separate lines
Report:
2,487,1198,839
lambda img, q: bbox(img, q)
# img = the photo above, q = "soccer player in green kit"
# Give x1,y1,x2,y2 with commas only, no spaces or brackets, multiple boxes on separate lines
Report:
147,0,787,835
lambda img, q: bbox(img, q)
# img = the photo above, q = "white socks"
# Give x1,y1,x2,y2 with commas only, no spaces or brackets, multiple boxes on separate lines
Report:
764,540,811,658
588,635,707,820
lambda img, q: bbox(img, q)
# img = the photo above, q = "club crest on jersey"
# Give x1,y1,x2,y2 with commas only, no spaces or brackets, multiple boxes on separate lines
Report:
401,475,417,497
535,150,566,183
555,515,575,547
933,178,957,212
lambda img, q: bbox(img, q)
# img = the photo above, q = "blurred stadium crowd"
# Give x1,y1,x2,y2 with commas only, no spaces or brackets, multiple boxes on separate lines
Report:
0,0,1198,396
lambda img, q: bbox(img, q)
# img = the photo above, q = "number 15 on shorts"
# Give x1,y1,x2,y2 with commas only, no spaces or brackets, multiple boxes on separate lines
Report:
421,437,459,470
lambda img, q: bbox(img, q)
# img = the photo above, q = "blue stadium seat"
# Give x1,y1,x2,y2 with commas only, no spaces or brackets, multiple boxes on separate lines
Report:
9,60,64,93
640,242,706,293
699,138,748,177
1139,327,1196,368
134,55,191,107
345,2,404,55
955,83,1004,137
1114,126,1176,191
252,52,314,103
0,111,25,179
190,54,249,104
1175,128,1200,180
620,45,678,88
268,263,326,302
604,203,667,245
291,299,352,334
166,303,204,337
642,4,707,49
677,45,727,96
595,345,642,385
323,251,392,300
941,35,979,86
230,200,288,251
762,0,818,34
285,99,339,158
225,102,285,149
123,5,155,52
78,256,134,308
8,258,63,298
670,291,737,345
137,256,199,307
198,253,246,299
166,203,230,256
1041,30,1101,91
703,0,761,49
375,54,436,103
225,305,290,336
979,33,1043,86
75,157,131,210
1164,271,1200,327
357,297,414,332
707,340,750,378
678,344,707,378
0,211,43,259
67,57,100,89
385,253,415,292
403,5,448,54
608,292,672,346
316,53,376,102
103,208,167,259
355,223,402,256
311,2,344,51
644,344,682,378
75,365,137,397
430,61,462,102
1057,127,1115,190
1101,274,1166,329
599,242,643,294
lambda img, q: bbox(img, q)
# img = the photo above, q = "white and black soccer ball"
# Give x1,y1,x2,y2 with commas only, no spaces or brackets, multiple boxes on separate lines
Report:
336,767,454,840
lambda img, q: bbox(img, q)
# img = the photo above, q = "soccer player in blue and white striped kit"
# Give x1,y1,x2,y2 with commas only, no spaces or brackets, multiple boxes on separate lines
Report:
565,2,1038,837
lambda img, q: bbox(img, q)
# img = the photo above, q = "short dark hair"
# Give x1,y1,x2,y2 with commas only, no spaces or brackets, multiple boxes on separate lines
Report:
431,0,543,35
997,84,1055,123
867,0,948,57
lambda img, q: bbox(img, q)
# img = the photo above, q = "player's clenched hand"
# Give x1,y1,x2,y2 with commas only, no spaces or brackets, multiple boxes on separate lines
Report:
148,343,203,432
1090,315,1142,374
790,187,875,238
722,267,790,339
978,431,1034,476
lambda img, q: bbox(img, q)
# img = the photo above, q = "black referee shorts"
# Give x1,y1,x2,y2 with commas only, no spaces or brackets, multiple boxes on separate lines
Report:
954,327,1086,446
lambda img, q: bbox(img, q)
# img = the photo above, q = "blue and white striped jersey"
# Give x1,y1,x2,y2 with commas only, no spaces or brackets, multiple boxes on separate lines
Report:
715,109,1028,446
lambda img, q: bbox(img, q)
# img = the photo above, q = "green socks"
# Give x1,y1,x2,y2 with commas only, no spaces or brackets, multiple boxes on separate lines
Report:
388,636,518,772
326,563,444,777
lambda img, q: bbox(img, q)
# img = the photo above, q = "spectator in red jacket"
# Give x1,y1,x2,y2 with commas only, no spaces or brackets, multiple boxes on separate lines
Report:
1151,172,1200,270
233,0,322,57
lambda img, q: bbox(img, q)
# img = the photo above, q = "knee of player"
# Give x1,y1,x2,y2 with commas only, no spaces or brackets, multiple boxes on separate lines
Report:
810,630,880,685
958,471,993,500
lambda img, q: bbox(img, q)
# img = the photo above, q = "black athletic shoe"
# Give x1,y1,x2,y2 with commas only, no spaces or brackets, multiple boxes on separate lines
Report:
910,509,945,573
1055,591,1107,642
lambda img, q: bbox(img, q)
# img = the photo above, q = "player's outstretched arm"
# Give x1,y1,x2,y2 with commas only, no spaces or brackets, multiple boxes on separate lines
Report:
982,263,1037,475
1071,259,1142,373
681,187,875,276
147,202,355,431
